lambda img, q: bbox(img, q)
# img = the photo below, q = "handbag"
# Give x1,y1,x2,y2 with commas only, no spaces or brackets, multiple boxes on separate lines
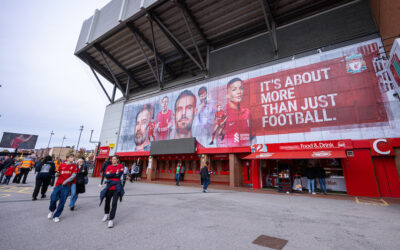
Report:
84,175,89,184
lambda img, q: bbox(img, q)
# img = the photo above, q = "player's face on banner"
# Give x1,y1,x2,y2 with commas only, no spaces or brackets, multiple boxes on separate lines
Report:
161,97,168,112
227,81,243,103
175,95,196,133
199,91,207,104
134,110,150,146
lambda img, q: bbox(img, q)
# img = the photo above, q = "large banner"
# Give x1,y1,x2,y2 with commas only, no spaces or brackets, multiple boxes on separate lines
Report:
117,38,400,152
0,132,38,149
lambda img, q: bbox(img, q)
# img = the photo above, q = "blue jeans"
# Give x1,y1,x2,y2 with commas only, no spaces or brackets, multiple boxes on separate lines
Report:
49,185,70,218
319,178,326,193
203,179,210,190
70,184,78,208
307,179,315,193
175,174,180,185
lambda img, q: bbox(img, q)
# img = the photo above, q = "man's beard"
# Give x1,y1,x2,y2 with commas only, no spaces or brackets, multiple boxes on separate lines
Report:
134,130,146,146
176,116,192,135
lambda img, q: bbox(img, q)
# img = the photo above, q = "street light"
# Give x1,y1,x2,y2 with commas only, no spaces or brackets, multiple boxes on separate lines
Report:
47,131,54,148
58,136,66,158
76,125,84,153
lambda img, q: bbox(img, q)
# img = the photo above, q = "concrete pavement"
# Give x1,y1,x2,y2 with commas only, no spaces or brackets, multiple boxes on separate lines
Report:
0,173,399,250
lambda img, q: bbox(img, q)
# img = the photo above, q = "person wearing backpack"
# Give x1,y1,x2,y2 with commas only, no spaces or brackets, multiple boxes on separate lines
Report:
69,158,88,210
32,155,55,200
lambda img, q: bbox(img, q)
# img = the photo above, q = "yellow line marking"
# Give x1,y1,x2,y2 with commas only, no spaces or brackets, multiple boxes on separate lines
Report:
355,197,389,206
0,186,33,194
0,193,11,198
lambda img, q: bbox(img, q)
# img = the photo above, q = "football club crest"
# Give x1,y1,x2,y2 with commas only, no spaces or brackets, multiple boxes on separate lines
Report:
346,53,367,73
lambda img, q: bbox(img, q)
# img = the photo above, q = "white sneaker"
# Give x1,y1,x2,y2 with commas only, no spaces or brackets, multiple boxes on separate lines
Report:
107,220,113,228
204,190,208,193
102,214,109,222
98,184,102,187
48,212,54,219
53,217,60,223
312,192,316,195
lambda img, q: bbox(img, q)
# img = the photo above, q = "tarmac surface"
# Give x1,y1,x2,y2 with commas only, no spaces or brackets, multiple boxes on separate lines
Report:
0,173,399,250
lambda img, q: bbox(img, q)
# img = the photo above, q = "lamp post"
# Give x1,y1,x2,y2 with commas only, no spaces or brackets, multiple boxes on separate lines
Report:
47,131,54,148
76,125,84,153
58,136,66,158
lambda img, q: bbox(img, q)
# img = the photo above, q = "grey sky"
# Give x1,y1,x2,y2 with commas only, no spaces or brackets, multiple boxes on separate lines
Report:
0,0,121,150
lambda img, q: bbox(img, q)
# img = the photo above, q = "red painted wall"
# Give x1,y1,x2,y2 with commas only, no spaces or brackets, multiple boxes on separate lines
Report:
93,159,104,177
343,149,380,197
373,157,400,198
252,160,261,189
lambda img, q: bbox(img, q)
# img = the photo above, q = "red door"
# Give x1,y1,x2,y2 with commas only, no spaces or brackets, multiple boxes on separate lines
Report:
242,160,252,185
373,157,400,198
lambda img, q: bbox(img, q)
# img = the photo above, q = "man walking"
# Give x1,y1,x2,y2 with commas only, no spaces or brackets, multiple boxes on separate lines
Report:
201,161,211,193
48,154,77,222
99,157,111,187
305,162,316,195
0,155,14,183
175,161,181,186
315,163,327,195
20,155,35,184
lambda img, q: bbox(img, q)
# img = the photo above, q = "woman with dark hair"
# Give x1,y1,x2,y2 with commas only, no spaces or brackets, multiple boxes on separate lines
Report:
69,158,88,210
225,78,253,146
100,155,124,228
32,155,55,200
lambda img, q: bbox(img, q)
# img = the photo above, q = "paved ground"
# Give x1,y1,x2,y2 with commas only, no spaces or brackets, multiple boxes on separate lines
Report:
0,173,399,250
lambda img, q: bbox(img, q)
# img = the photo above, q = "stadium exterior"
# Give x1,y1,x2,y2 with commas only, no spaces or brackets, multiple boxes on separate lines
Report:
76,0,400,197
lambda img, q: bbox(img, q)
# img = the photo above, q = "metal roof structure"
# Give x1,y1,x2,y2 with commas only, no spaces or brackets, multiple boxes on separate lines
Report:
75,0,361,103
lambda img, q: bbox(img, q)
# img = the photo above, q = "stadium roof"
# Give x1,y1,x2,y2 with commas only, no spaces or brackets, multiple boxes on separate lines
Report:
75,0,358,102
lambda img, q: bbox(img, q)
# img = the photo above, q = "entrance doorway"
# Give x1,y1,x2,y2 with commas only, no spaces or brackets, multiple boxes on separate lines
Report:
373,157,400,198
260,158,347,194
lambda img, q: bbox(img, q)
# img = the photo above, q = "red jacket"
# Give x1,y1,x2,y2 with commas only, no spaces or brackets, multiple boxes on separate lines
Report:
5,167,14,177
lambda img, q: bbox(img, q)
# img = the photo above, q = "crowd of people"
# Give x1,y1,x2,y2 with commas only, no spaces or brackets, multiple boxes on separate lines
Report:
0,154,214,228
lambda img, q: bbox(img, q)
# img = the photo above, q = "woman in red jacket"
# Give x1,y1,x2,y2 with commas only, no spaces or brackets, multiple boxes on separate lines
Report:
100,155,124,228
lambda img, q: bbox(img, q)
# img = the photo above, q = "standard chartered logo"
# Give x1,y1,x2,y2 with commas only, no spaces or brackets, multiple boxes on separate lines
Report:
234,132,240,143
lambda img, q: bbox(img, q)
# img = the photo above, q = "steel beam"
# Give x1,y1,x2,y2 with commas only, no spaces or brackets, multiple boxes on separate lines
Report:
126,21,176,79
148,16,161,88
125,76,131,98
259,0,278,55
89,64,113,103
149,11,204,71
178,4,206,71
147,11,185,58
174,0,209,45
131,29,162,87
94,44,144,89
79,52,115,84
95,45,127,98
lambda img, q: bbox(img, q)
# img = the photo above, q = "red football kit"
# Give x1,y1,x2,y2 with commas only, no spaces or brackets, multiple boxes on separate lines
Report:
225,105,251,146
148,121,156,141
156,110,173,140
55,163,77,187
10,137,24,148
215,110,227,126
105,164,123,190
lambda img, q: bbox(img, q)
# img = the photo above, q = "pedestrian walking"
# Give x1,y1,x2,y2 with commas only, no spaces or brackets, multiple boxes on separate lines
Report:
130,162,137,182
69,158,88,210
122,162,128,187
315,164,327,194
20,155,35,184
48,154,77,223
175,161,182,186
4,165,14,185
32,156,55,200
99,157,111,187
305,162,316,195
180,163,185,181
12,161,22,183
100,155,124,228
201,161,211,193
0,155,14,183
34,158,42,173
